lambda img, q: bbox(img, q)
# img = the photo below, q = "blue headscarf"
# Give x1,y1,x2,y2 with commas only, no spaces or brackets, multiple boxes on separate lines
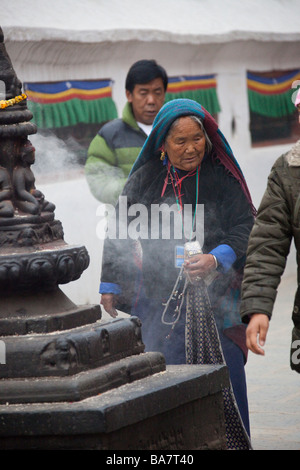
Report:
130,99,255,214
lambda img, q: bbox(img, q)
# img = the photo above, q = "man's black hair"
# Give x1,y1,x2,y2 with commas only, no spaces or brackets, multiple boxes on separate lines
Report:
125,60,168,93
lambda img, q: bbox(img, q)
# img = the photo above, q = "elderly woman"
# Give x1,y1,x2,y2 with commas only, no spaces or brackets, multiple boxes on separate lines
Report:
100,99,254,448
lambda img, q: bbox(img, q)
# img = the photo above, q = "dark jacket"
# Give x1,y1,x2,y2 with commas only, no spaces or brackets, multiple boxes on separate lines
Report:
101,155,254,328
240,140,300,371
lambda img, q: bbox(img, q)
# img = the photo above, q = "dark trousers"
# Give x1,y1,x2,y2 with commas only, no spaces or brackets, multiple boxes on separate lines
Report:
132,291,250,437
218,330,250,437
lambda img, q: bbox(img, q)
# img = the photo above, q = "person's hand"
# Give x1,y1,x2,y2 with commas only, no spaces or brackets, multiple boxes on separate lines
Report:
184,253,216,280
100,293,118,318
246,313,270,355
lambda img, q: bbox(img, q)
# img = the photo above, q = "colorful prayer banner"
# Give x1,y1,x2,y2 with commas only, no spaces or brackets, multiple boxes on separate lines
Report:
24,79,118,128
25,80,113,104
247,70,300,95
247,70,300,117
167,74,217,93
165,74,221,115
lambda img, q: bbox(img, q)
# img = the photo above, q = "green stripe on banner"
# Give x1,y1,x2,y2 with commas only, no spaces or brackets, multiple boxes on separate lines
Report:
27,97,118,129
248,88,296,118
165,88,221,115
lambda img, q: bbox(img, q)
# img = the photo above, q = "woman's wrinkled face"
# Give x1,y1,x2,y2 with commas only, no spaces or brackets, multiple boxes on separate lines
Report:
164,117,206,171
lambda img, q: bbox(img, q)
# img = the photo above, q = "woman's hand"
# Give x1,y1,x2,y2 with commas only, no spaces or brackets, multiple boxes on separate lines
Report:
184,253,216,280
246,313,270,355
100,293,118,318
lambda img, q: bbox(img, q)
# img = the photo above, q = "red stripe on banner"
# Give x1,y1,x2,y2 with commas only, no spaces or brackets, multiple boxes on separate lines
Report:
248,83,292,95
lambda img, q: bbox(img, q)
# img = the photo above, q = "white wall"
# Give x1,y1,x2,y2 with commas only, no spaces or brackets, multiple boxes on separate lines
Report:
6,38,299,162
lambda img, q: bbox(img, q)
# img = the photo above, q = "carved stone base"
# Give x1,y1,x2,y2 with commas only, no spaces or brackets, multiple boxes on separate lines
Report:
0,212,64,247
0,241,90,294
0,351,165,405
0,288,102,336
0,364,229,450
0,316,145,382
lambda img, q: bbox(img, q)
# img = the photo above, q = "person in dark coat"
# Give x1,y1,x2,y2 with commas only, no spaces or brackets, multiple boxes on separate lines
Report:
240,89,300,373
100,99,255,441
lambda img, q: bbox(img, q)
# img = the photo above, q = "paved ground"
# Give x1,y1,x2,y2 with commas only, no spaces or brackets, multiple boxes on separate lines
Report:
245,274,300,450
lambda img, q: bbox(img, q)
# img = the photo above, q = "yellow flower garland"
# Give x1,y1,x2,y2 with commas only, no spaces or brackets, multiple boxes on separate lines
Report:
0,93,27,109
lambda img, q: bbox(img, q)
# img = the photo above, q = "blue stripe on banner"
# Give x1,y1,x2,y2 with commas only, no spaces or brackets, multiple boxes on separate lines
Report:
168,74,216,83
25,80,112,94
247,70,300,85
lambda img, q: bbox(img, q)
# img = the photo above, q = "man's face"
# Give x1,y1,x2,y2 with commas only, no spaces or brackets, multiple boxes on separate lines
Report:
126,77,165,125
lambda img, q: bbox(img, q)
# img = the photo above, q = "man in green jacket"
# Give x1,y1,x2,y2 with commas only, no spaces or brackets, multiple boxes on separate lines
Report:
240,91,300,372
85,60,168,204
